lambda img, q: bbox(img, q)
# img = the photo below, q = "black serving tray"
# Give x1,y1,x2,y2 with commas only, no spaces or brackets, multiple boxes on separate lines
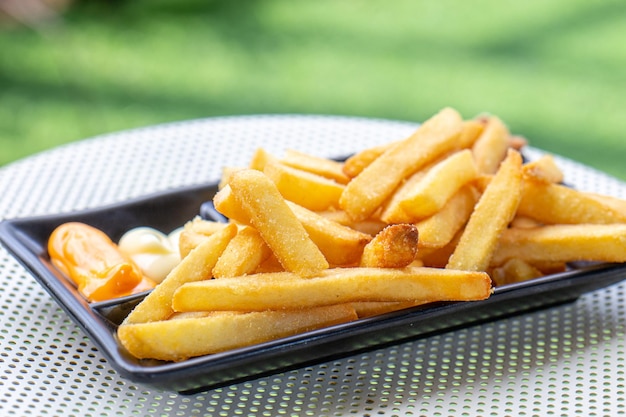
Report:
1,182,626,394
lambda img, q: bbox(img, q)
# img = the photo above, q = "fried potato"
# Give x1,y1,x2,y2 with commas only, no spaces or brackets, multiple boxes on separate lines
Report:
118,105,626,364
286,201,372,266
172,267,492,312
123,223,237,324
472,115,510,174
317,209,387,236
415,185,479,249
360,224,419,268
229,169,329,277
281,149,351,184
446,149,523,271
249,147,279,171
490,258,544,286
342,140,401,178
178,217,228,258
119,304,358,361
491,224,626,265
518,180,626,224
457,119,485,149
263,162,345,211
521,154,564,184
340,107,464,221
212,226,272,278
381,149,478,223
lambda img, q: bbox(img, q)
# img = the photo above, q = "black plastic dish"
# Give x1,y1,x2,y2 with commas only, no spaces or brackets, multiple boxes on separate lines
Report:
1,182,626,394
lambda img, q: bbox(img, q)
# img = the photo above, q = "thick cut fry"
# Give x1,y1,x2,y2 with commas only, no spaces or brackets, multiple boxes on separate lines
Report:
249,147,279,171
457,119,485,149
586,192,626,215
213,226,272,278
123,223,237,324
213,185,250,223
317,209,387,236
416,185,480,249
264,162,345,211
518,180,626,224
472,115,510,174
178,218,228,258
172,267,492,312
491,224,626,266
219,166,244,190
229,169,329,277
360,224,419,268
490,258,544,286
281,149,351,184
118,305,357,361
340,108,464,221
521,155,564,184
381,149,478,223
342,140,400,178
446,149,523,271
286,202,372,266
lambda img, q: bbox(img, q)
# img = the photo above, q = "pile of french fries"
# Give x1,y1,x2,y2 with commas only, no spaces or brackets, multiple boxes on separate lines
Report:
118,107,626,362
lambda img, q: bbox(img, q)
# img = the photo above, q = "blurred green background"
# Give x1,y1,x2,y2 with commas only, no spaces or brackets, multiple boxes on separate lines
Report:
1,0,625,179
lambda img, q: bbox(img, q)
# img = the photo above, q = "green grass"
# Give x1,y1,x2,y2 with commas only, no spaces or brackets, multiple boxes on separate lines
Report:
2,0,626,180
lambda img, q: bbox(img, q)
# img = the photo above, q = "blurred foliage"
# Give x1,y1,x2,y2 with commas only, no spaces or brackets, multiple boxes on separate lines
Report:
1,0,626,179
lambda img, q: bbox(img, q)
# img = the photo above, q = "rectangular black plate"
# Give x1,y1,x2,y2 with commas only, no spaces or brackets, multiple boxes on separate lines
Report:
1,182,626,394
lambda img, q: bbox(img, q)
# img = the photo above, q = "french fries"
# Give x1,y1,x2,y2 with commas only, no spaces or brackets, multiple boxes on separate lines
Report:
119,305,358,361
446,149,523,271
171,267,491,312
360,224,419,268
116,106,626,363
339,107,464,221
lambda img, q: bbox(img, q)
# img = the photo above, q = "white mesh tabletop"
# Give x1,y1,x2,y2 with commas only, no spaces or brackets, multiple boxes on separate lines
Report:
1,115,626,416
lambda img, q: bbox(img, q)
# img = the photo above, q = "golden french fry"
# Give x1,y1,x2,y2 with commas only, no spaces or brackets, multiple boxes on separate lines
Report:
264,162,345,211
229,169,329,277
521,154,564,184
118,304,358,361
317,209,387,236
490,258,544,286
213,184,250,223
415,185,479,249
586,192,626,215
508,135,528,150
457,119,485,149
446,149,523,271
219,166,244,190
340,108,464,221
417,230,462,268
518,180,626,224
178,217,228,258
491,224,626,266
472,115,510,174
381,149,478,223
360,224,419,268
509,216,543,229
213,226,272,278
342,140,401,178
281,149,351,184
172,267,492,312
286,201,372,266
249,147,279,171
124,223,238,324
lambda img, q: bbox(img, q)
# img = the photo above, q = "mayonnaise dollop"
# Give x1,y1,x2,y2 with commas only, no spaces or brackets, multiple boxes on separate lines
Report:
118,227,183,283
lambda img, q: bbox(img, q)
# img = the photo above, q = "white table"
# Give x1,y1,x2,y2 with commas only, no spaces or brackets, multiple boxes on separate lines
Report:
1,115,625,416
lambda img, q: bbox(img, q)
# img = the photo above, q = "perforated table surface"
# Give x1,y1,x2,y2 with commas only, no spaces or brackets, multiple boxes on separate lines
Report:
1,115,625,417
